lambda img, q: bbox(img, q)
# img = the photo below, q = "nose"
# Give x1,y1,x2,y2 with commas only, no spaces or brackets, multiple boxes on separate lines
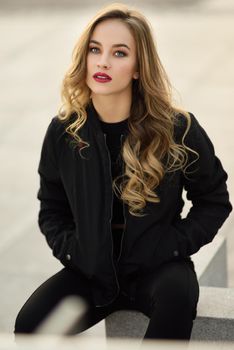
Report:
97,62,111,69
97,55,111,69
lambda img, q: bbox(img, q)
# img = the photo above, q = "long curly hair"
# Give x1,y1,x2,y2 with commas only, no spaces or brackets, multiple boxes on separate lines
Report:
58,2,198,217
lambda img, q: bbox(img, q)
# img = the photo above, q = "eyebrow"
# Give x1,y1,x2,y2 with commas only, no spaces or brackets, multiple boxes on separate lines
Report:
89,39,131,50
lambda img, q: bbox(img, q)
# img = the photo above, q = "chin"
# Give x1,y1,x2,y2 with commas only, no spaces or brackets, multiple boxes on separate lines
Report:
90,86,115,95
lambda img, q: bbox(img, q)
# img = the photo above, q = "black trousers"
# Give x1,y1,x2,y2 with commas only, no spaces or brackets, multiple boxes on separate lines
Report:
14,258,199,340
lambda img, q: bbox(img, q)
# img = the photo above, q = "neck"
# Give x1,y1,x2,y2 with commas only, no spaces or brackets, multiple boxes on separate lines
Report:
91,93,131,123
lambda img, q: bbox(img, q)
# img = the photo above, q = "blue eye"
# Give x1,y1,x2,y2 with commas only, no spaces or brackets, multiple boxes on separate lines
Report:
115,51,126,57
89,47,99,53
89,47,127,57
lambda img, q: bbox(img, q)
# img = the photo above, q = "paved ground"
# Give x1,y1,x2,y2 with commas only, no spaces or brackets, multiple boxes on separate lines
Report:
0,0,234,335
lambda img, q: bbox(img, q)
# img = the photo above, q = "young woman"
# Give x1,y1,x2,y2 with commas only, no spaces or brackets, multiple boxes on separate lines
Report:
14,2,232,340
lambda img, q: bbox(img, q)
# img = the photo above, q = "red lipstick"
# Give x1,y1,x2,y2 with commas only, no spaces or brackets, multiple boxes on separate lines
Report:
93,72,112,83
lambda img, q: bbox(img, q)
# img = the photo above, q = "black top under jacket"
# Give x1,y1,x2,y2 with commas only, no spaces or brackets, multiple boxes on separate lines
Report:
98,117,128,259
37,99,232,307
98,117,128,226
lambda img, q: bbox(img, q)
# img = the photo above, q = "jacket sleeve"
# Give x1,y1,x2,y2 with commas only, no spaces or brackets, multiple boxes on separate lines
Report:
37,117,79,269
170,112,232,257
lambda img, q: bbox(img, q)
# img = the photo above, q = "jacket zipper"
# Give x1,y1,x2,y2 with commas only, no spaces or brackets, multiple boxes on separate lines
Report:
95,133,120,307
117,134,127,262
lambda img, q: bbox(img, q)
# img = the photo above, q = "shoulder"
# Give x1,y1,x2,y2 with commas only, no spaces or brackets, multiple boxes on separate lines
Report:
173,111,207,144
39,116,71,162
47,116,68,136
173,111,190,143
174,111,216,161
174,111,197,131
45,114,78,144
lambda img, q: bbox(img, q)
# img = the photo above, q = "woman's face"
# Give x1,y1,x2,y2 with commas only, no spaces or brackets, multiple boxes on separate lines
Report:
86,19,139,98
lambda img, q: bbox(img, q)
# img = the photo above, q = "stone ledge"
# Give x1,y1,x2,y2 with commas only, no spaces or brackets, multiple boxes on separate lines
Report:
192,286,234,341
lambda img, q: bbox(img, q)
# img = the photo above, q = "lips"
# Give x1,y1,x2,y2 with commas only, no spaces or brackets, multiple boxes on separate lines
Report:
93,72,112,80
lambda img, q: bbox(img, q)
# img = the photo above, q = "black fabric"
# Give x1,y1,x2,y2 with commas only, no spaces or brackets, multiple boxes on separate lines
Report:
98,117,128,259
14,260,199,340
112,228,124,260
35,99,232,307
98,117,128,226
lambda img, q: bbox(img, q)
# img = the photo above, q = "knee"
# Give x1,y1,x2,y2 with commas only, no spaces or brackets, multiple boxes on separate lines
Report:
14,311,27,334
14,314,25,334
14,308,36,334
150,263,199,313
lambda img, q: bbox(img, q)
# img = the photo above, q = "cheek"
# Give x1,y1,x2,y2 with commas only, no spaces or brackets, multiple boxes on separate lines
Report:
116,61,136,78
86,56,94,72
119,65,135,80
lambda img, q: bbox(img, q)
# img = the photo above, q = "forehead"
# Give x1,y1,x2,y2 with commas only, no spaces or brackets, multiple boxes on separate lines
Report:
90,19,135,48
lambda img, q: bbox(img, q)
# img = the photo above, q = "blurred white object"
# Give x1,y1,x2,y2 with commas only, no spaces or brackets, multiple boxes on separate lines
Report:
35,295,88,335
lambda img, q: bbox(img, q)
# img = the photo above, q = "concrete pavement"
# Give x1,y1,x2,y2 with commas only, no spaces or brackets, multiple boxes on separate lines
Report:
0,0,233,334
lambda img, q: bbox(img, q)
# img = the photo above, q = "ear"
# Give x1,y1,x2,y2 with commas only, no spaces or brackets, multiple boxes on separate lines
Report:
133,72,139,80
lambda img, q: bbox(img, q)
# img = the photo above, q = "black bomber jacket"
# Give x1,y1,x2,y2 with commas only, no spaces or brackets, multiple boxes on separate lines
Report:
37,101,232,307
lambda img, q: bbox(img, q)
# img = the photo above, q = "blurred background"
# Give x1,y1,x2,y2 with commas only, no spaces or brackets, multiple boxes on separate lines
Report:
0,0,233,334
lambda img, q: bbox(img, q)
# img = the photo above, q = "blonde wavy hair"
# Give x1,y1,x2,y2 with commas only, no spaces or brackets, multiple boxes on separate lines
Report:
58,2,198,217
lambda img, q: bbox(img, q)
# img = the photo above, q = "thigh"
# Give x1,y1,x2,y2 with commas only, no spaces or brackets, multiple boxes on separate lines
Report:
135,260,199,317
14,267,94,333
